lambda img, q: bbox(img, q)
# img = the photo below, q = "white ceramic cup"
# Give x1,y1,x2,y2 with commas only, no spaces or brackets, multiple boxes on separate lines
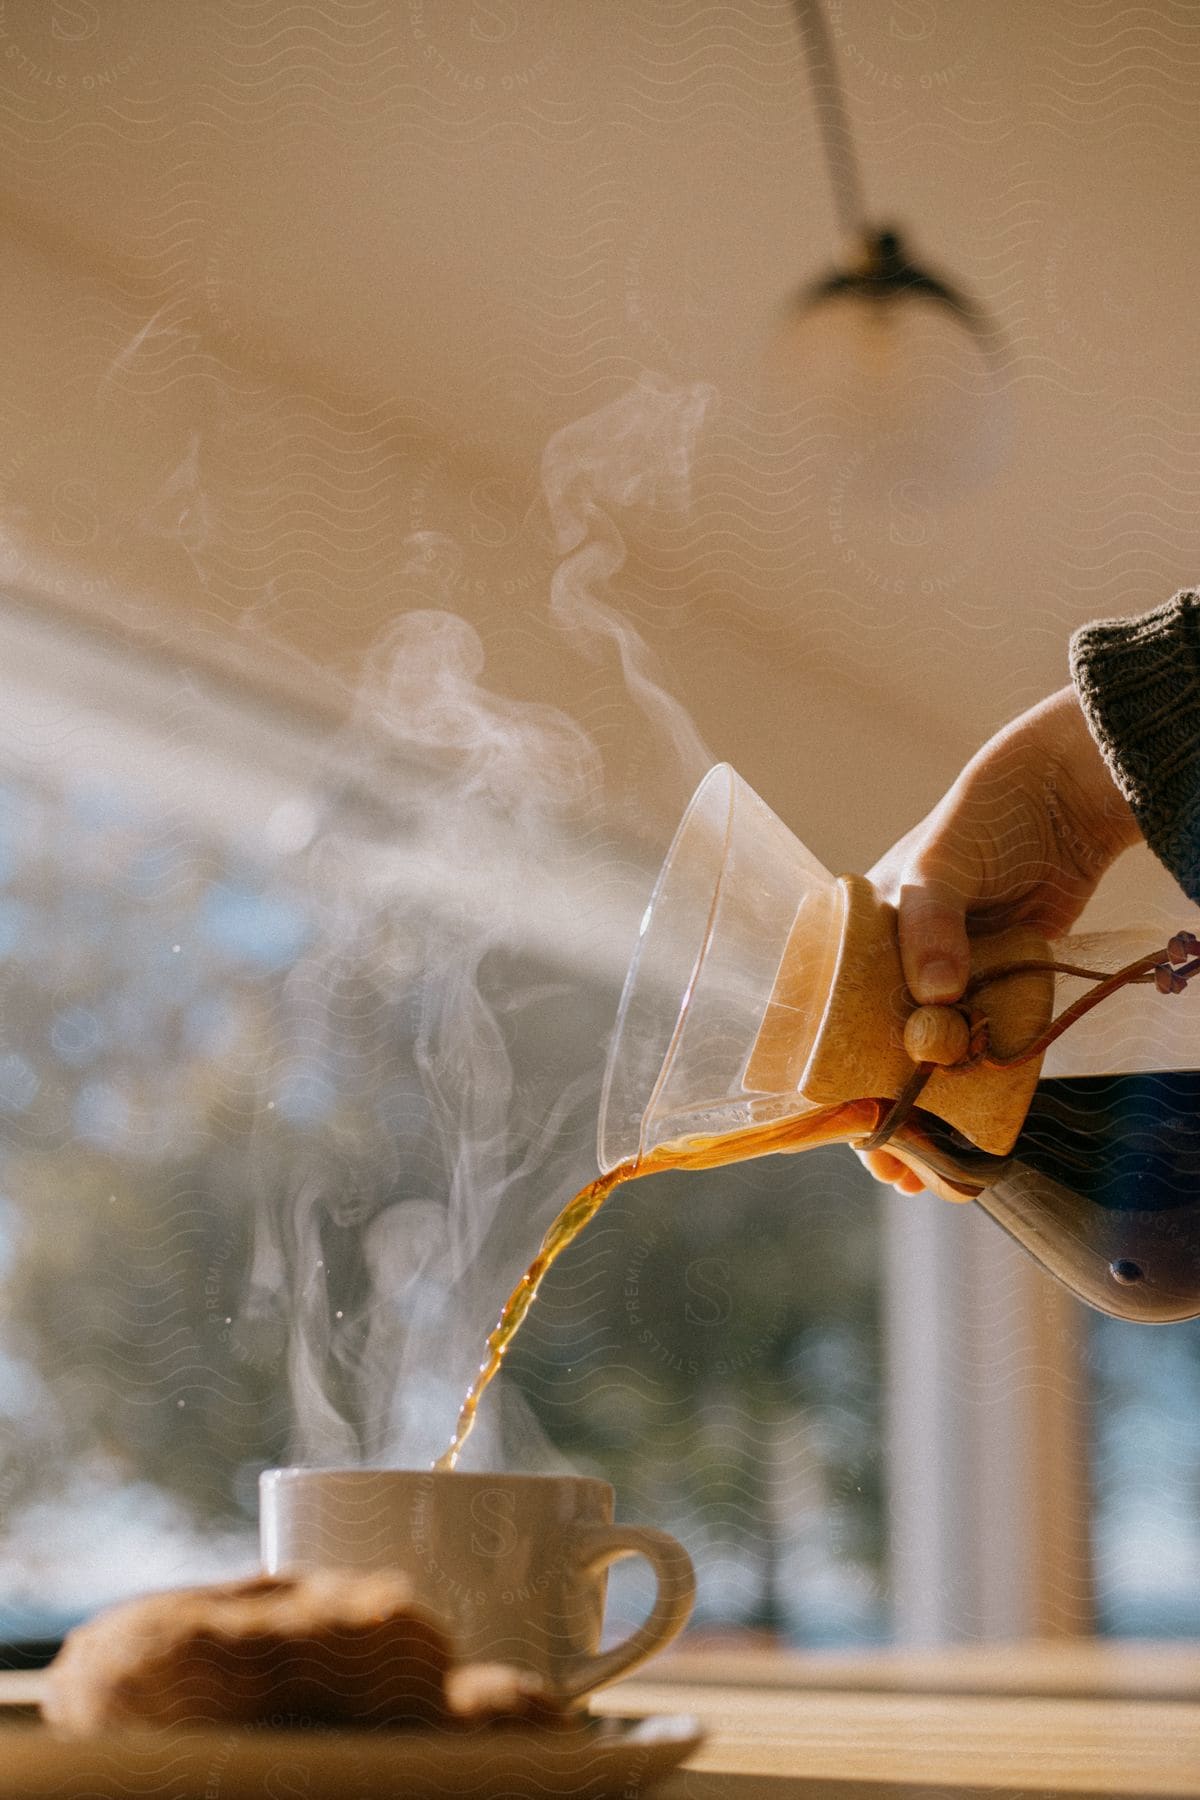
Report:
259,1468,696,1703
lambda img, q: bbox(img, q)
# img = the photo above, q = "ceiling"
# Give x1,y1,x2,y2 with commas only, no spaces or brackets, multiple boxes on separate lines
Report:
0,0,1198,898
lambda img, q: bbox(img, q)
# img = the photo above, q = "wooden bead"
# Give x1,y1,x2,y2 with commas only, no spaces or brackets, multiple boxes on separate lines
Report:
904,1004,970,1067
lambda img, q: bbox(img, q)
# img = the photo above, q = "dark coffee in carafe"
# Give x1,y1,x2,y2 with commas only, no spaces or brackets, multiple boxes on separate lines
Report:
902,1071,1200,1324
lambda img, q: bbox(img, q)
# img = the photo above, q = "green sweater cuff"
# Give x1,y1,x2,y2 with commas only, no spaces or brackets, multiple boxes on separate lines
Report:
1069,590,1200,903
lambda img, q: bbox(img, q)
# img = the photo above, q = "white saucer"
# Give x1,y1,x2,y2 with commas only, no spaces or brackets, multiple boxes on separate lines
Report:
12,1712,705,1798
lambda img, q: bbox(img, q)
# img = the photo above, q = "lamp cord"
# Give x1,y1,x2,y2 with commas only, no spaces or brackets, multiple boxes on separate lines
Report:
792,0,869,241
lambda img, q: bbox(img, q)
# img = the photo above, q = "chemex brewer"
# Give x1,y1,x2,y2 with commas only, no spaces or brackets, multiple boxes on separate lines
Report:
439,765,1200,1468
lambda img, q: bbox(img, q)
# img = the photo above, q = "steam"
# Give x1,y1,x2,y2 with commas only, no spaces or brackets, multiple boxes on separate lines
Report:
544,371,715,791
138,432,212,588
238,374,717,1470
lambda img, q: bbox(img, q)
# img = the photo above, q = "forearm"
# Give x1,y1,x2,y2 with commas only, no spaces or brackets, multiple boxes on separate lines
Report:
1031,685,1141,879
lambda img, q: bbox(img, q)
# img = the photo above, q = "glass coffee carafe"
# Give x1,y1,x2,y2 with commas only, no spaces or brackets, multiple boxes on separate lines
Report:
599,766,1200,1324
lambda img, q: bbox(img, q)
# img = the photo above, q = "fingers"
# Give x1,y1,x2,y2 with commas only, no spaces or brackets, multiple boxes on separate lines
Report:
896,880,970,1004
855,1148,927,1196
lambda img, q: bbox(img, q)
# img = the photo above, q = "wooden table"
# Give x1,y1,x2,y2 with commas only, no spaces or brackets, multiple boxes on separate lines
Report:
1,1640,1197,1797
595,1641,1200,1798
640,1637,1200,1701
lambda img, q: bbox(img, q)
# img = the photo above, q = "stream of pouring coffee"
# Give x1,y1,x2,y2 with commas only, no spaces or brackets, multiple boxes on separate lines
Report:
434,1099,882,1470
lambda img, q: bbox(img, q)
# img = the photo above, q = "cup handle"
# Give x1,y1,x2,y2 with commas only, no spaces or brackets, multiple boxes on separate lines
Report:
556,1523,695,1703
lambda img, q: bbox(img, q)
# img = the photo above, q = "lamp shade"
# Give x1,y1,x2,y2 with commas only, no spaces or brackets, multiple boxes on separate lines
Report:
763,230,1009,507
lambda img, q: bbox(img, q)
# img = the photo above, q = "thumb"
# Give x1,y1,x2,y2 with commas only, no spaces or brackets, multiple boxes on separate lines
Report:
897,882,970,1004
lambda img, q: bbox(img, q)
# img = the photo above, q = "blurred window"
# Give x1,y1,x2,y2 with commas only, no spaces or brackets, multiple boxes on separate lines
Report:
1089,1314,1200,1638
0,603,886,1645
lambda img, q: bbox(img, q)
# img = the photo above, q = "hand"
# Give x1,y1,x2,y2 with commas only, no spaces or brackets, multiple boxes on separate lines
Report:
860,686,1141,1194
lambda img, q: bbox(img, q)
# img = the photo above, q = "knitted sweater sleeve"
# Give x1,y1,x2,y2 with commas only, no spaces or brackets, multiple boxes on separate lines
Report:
1069,589,1200,902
